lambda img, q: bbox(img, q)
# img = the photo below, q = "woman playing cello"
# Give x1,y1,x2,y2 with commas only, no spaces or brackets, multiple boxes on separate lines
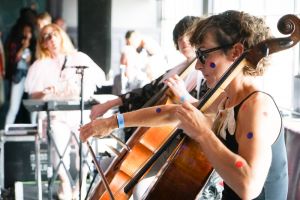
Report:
80,10,288,199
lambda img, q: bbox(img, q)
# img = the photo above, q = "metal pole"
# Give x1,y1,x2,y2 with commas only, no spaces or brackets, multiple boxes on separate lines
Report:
35,133,42,200
46,108,52,200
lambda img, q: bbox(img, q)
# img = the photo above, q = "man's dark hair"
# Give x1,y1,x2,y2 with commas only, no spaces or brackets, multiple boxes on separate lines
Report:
173,16,199,50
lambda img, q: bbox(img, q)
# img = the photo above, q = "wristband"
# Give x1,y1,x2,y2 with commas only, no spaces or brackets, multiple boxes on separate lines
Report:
116,113,125,128
180,95,186,103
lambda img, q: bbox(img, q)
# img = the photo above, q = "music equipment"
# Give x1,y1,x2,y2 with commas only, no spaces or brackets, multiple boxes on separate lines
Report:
23,99,98,112
0,124,46,192
22,95,117,200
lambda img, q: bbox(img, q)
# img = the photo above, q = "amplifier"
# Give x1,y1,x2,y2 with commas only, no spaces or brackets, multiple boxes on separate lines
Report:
0,124,47,189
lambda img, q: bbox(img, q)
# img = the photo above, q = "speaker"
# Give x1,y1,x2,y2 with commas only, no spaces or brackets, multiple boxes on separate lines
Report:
1,133,48,188
4,139,36,188
78,0,112,74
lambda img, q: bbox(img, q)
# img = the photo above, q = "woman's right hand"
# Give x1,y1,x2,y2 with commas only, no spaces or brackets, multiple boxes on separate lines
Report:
43,86,56,95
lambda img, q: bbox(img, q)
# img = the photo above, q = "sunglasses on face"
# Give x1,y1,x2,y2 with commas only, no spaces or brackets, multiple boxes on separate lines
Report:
41,31,58,42
195,44,233,64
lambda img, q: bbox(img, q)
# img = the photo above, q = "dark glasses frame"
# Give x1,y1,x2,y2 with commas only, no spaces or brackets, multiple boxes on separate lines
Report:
195,44,234,64
41,31,58,42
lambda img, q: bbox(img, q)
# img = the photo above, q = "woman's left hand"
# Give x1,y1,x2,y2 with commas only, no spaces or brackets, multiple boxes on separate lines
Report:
175,101,210,140
165,74,195,103
79,116,116,142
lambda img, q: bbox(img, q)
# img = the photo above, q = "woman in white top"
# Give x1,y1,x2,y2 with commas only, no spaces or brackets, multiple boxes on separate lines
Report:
25,23,105,200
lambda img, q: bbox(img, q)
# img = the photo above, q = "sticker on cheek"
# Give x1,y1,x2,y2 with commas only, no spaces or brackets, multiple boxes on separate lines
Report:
156,108,162,113
247,132,253,139
210,62,216,68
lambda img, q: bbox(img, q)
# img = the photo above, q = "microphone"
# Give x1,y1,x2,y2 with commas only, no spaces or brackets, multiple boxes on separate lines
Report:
70,66,89,69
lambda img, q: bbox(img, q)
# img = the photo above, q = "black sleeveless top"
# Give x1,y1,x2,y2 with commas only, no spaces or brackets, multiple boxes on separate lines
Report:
217,91,288,200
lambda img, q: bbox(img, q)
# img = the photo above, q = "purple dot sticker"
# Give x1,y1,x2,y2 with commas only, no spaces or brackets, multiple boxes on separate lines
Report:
235,161,243,168
210,62,216,68
247,132,253,139
156,108,161,113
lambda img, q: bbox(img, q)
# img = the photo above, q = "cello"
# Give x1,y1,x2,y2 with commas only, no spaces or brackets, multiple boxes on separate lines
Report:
89,14,300,200
87,57,199,200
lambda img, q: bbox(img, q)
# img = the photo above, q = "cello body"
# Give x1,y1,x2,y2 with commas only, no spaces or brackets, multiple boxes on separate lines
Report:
141,136,212,200
88,59,207,200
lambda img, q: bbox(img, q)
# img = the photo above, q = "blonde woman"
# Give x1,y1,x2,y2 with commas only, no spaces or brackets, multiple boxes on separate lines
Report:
25,23,105,199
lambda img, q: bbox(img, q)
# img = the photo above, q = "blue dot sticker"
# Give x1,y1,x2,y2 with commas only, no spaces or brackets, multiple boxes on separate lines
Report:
156,108,161,113
210,62,216,68
180,96,186,103
247,132,253,139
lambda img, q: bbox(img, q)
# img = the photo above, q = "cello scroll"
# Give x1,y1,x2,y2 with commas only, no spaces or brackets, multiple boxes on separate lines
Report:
247,14,300,67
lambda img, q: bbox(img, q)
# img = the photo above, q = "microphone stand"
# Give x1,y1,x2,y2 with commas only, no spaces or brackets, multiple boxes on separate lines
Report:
74,66,88,200
75,66,114,200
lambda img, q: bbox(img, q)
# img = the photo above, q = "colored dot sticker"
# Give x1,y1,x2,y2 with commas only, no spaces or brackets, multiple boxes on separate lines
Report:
235,161,243,168
156,108,161,113
219,181,224,186
247,132,253,139
210,62,216,68
241,105,247,111
263,111,268,116
180,96,186,103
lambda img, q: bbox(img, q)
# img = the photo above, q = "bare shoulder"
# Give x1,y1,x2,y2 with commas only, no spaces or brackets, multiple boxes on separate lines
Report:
237,91,281,144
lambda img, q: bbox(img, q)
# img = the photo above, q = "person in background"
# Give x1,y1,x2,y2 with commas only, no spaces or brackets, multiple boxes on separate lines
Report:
54,17,76,47
54,17,67,31
3,7,37,126
5,23,33,126
36,12,52,32
25,23,105,200
90,16,201,141
80,10,288,200
113,30,149,94
134,31,169,81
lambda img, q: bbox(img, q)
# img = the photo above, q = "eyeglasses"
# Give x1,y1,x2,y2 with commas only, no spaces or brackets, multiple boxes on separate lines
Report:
41,31,58,42
195,44,233,64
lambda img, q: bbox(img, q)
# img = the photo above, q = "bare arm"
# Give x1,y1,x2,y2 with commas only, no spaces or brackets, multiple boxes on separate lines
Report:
80,104,180,142
30,86,55,99
175,94,280,199
90,97,123,120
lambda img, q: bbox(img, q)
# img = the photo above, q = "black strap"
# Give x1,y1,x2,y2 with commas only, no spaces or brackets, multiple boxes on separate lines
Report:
60,56,67,77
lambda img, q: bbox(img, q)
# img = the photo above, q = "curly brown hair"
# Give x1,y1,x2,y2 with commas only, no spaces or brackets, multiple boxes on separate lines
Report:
189,10,273,76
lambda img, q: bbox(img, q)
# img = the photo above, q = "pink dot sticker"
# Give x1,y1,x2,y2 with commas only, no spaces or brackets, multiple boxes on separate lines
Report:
263,111,268,116
235,161,243,168
241,105,247,111
219,181,224,186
